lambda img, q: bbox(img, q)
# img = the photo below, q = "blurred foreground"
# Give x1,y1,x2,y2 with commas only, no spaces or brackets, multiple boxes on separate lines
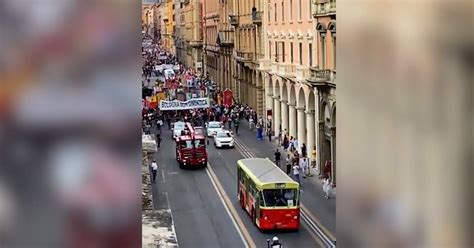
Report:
0,0,141,247
338,0,473,247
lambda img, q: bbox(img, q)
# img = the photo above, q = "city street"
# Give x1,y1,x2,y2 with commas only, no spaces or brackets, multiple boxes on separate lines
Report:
150,122,335,248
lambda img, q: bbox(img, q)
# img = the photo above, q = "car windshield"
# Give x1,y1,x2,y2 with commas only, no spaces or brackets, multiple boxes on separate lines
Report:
217,132,231,138
174,123,185,129
262,189,298,207
209,123,221,128
194,139,205,148
180,140,193,149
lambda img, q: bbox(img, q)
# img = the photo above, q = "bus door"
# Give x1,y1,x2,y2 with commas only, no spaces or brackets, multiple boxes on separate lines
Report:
255,190,262,221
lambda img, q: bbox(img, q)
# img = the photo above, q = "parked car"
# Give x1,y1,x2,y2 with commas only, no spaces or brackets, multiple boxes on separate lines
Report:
213,130,234,148
206,121,223,137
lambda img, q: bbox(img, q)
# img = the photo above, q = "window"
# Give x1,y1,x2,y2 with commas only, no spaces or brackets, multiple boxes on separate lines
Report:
269,41,272,58
282,42,285,62
321,35,326,69
299,42,303,65
267,4,271,22
333,35,336,69
274,3,277,22
309,0,313,19
275,41,278,62
289,0,293,20
298,0,302,20
290,42,294,63
309,43,313,66
262,189,298,207
281,2,284,22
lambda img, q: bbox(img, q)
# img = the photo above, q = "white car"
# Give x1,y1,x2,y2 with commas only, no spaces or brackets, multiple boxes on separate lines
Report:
213,130,234,148
206,121,223,137
164,68,176,79
172,121,186,139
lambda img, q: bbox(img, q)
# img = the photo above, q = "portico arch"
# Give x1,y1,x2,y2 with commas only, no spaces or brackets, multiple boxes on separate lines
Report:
296,87,307,148
280,80,289,133
288,84,298,138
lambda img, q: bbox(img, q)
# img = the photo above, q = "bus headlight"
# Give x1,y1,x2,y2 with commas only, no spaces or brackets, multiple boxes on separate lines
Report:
293,215,298,219
263,216,268,220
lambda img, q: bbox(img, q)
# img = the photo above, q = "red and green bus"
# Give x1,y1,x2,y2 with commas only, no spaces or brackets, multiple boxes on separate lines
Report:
237,158,300,230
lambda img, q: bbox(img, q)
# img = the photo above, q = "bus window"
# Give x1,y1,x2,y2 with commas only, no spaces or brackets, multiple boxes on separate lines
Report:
262,189,298,207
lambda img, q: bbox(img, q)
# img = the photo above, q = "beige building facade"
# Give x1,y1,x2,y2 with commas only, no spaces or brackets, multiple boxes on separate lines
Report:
181,0,204,71
261,0,337,185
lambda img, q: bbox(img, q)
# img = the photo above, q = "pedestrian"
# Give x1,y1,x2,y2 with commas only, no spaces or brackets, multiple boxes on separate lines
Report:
285,154,292,174
274,149,281,168
234,118,240,135
267,127,272,141
300,157,309,178
292,163,301,184
311,145,317,173
301,143,307,158
156,134,162,149
151,160,158,183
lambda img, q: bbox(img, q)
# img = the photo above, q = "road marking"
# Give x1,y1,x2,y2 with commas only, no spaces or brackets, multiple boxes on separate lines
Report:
205,163,256,248
164,191,180,246
301,205,336,242
168,171,179,175
161,169,166,183
234,137,337,247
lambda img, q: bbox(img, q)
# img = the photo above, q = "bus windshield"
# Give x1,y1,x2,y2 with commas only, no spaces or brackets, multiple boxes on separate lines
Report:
180,140,193,149
262,189,298,207
194,139,206,148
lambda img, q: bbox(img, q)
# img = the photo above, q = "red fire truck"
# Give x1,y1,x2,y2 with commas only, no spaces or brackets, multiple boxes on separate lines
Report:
175,122,208,168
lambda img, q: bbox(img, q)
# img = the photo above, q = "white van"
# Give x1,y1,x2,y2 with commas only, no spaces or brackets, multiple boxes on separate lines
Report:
164,69,175,79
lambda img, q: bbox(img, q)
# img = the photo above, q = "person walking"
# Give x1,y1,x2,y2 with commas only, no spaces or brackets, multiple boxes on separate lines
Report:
301,143,307,158
274,149,281,168
234,118,240,135
301,157,309,178
151,160,158,183
156,134,162,149
292,162,301,184
267,126,273,142
285,154,292,175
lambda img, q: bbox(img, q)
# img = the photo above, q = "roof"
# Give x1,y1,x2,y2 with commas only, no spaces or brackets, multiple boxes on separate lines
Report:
238,158,297,188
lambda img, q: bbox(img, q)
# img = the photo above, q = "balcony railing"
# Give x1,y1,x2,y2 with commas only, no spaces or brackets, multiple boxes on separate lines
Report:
236,51,253,62
217,30,234,47
271,62,279,74
313,1,336,17
258,59,272,71
278,63,296,78
309,68,336,84
252,11,263,25
296,66,310,81
229,14,238,26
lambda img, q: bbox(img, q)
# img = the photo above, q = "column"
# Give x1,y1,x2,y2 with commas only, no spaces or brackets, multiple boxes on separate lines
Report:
273,96,281,135
306,110,316,155
288,103,297,138
330,127,336,187
317,120,324,178
297,107,306,151
266,92,273,130
280,100,289,133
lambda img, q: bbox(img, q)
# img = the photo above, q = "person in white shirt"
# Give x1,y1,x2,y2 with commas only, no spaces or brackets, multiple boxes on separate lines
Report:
151,160,158,183
300,157,309,178
292,164,300,184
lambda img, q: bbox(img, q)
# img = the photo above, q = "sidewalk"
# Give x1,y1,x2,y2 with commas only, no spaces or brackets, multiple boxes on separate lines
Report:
231,119,336,235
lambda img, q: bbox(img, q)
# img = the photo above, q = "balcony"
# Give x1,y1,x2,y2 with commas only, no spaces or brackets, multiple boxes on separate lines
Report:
296,65,310,81
252,11,263,25
271,62,279,74
189,40,203,48
258,59,272,71
279,63,296,78
229,14,238,26
217,30,234,47
313,0,336,17
308,68,336,86
235,51,254,62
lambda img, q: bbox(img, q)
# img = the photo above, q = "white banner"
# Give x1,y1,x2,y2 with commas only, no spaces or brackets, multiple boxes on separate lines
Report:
159,98,209,110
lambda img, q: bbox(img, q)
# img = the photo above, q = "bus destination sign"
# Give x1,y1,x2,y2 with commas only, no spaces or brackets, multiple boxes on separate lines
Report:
275,183,286,189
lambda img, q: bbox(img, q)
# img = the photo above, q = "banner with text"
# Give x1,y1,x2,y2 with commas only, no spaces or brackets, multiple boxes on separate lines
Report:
159,98,210,110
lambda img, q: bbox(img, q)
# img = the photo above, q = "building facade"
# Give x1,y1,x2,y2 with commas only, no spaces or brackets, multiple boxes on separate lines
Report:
203,0,220,88
230,0,265,116
182,0,204,71
260,0,336,186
